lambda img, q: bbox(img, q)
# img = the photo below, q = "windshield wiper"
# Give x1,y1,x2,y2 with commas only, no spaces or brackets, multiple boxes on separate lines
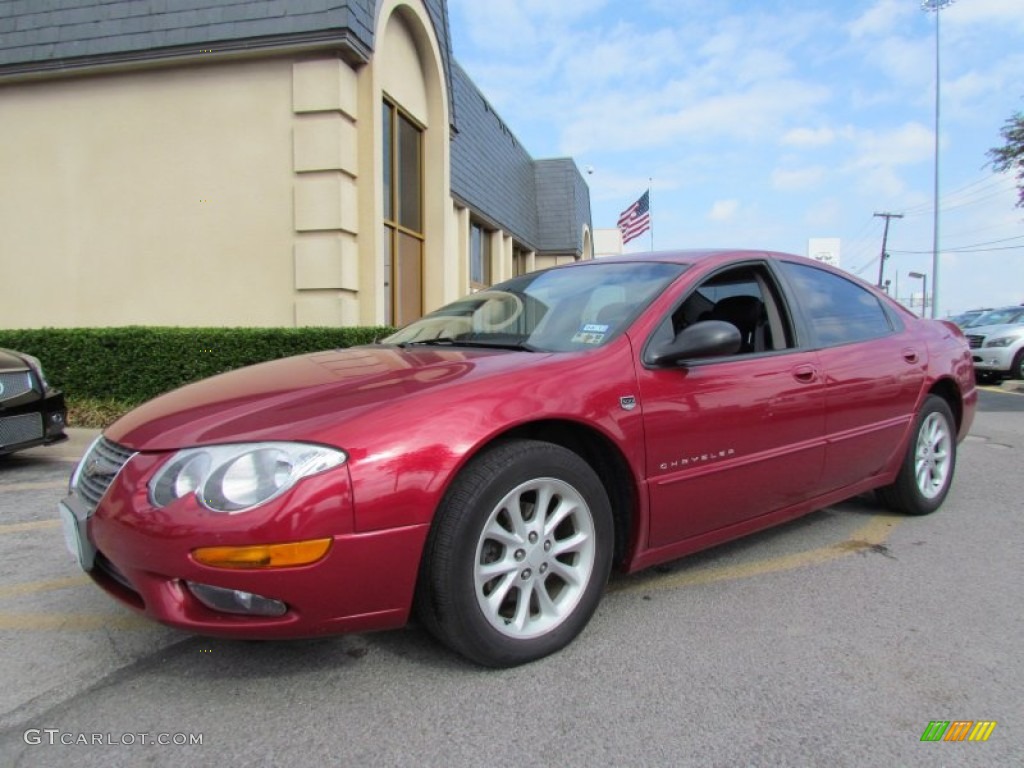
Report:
397,338,537,352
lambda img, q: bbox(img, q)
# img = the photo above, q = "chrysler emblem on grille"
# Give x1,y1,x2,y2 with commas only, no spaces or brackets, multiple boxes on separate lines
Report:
83,455,114,478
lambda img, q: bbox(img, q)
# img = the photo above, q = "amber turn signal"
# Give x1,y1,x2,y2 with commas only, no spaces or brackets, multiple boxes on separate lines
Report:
192,538,332,569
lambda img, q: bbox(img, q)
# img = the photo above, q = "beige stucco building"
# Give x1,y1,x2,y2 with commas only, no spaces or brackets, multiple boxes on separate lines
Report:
0,1,592,329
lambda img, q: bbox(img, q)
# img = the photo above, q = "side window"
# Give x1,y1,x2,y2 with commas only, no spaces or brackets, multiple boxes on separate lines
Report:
781,262,892,346
647,263,795,360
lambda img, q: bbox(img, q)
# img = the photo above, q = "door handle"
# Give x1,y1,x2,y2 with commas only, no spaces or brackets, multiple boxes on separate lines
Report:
792,364,817,383
902,348,919,364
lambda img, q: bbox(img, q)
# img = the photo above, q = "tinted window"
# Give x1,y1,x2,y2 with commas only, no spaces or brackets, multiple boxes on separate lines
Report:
782,262,892,346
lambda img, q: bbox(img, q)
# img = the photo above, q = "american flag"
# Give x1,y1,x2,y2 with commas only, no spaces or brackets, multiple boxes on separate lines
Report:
617,190,650,245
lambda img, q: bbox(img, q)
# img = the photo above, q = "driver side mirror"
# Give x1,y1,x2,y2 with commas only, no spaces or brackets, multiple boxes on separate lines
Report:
647,320,741,367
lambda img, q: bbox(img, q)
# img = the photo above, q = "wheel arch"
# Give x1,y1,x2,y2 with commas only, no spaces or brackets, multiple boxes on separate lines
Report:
477,419,638,569
927,376,964,434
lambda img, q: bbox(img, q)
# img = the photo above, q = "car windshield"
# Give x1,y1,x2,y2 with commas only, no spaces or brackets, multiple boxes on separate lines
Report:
384,261,686,353
968,307,1024,327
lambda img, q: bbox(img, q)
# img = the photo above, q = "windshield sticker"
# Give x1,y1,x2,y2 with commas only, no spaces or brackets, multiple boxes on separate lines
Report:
572,324,608,344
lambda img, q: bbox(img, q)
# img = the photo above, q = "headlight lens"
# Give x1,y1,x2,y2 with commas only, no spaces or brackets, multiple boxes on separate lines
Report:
149,442,346,513
984,336,1018,348
20,352,50,389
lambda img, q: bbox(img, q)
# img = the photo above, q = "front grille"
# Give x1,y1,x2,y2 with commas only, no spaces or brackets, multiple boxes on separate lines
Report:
0,371,34,403
74,437,136,511
0,412,43,448
966,334,984,349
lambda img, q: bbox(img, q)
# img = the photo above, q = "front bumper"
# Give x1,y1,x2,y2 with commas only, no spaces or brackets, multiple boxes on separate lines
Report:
972,347,1015,373
0,391,67,456
62,447,429,639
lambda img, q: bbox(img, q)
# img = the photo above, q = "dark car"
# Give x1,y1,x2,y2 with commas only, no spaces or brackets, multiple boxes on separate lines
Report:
59,250,976,667
0,348,67,456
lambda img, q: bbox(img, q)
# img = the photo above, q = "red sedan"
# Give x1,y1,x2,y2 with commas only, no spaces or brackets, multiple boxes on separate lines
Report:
59,250,976,667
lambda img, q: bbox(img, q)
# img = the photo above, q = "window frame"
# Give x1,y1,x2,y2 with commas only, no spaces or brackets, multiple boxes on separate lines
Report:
382,97,425,326
469,220,492,290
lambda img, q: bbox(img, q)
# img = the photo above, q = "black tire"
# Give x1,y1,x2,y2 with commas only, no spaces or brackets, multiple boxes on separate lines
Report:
415,439,613,667
1012,349,1024,381
877,395,957,515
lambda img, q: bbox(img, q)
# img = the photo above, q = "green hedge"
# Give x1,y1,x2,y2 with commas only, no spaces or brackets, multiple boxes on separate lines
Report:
0,326,394,404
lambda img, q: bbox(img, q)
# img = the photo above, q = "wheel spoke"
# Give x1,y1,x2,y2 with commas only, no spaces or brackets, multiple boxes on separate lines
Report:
483,572,517,615
548,558,584,588
551,530,589,558
482,517,522,548
510,584,532,632
533,578,561,619
544,499,578,537
476,558,519,588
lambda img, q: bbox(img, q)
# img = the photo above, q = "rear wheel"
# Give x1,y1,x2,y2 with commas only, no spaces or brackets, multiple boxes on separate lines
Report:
877,395,956,515
415,439,613,667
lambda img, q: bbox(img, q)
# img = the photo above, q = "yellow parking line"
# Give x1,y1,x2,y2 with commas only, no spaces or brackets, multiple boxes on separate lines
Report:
0,480,67,492
0,612,153,631
614,513,902,594
0,575,90,599
0,519,61,535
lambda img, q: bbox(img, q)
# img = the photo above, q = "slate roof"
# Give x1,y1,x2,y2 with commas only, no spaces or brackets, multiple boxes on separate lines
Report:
0,0,378,73
450,61,590,253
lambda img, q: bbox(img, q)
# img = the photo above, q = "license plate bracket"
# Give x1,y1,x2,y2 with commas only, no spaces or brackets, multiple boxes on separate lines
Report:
59,499,96,571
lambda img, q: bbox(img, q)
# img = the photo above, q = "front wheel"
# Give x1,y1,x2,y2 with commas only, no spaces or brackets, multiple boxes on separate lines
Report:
1012,349,1024,381
877,395,957,515
415,439,613,667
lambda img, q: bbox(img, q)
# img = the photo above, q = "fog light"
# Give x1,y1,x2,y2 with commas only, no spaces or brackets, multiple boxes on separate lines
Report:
186,582,287,617
191,538,332,569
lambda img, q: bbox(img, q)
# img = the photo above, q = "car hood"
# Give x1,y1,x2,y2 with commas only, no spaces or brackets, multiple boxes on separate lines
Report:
0,348,30,372
964,323,1024,338
106,345,551,451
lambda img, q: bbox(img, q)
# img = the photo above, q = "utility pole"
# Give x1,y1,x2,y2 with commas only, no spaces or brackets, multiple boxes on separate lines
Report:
874,212,903,288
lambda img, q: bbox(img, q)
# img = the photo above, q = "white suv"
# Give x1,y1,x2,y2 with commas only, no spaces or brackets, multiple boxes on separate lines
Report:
963,306,1024,382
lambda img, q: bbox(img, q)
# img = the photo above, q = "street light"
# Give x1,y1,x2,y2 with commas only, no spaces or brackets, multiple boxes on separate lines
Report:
909,270,928,316
921,0,955,319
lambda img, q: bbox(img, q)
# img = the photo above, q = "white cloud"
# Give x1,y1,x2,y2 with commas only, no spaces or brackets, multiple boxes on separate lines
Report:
848,0,916,40
781,127,836,148
773,166,827,191
846,122,936,170
708,200,740,222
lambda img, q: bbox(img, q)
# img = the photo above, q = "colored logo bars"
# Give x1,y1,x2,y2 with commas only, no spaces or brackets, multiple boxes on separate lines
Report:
920,720,997,742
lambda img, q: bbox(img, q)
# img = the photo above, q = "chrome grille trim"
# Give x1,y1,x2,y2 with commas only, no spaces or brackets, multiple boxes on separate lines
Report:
73,437,137,511
0,371,34,403
966,334,984,349
0,412,43,447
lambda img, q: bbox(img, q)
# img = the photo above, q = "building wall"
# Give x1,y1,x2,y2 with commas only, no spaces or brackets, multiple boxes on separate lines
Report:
0,57,297,328
0,0,589,329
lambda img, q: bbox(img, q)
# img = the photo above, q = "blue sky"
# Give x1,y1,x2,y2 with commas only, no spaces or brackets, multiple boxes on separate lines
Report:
447,0,1024,317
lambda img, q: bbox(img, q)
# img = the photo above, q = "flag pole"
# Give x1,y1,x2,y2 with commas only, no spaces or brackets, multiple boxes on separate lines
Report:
648,178,654,251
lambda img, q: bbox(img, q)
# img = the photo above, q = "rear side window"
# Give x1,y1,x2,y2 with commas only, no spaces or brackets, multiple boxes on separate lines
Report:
782,262,893,346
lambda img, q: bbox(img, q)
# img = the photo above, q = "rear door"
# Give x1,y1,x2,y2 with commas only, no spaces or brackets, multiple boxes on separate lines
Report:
777,261,926,492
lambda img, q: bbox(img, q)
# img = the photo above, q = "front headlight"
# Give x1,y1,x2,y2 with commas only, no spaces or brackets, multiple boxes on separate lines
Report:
20,352,50,389
149,442,347,513
984,336,1019,348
